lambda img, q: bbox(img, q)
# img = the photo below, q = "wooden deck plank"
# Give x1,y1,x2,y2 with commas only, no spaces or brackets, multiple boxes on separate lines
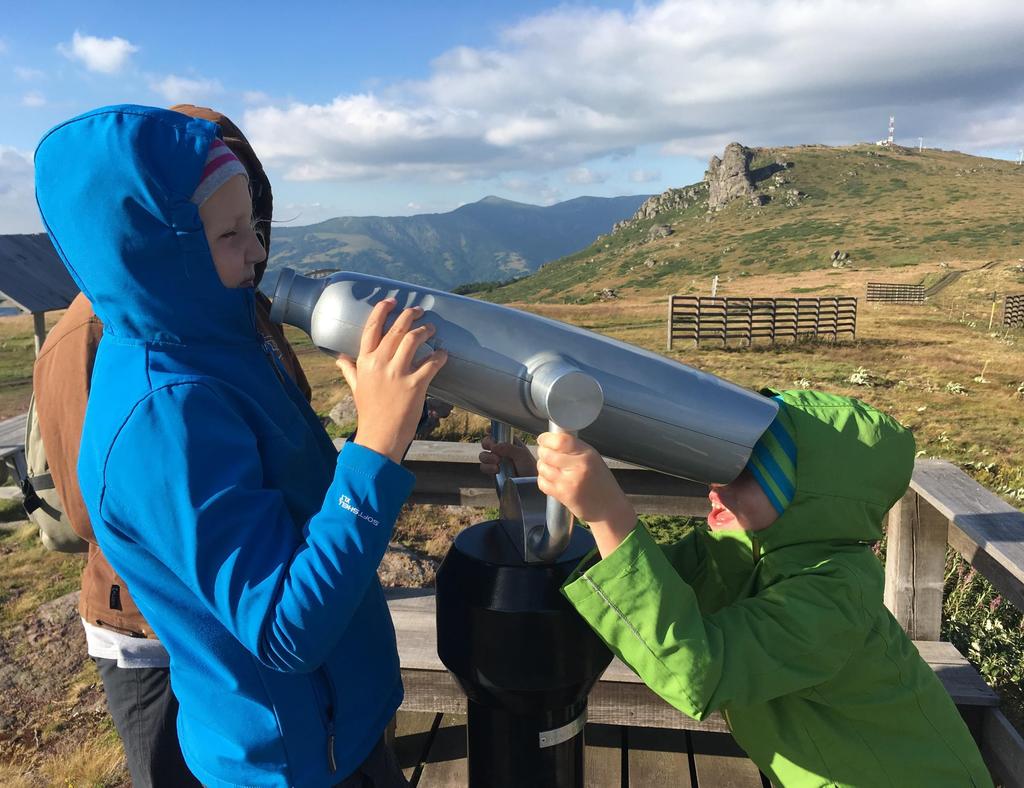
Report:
929,663,1000,707
0,413,26,447
628,727,693,787
588,679,730,733
585,723,624,787
690,731,765,788
416,713,467,787
0,414,27,480
399,669,465,716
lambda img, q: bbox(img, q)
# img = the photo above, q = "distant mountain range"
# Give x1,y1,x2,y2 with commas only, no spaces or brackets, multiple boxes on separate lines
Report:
262,194,650,293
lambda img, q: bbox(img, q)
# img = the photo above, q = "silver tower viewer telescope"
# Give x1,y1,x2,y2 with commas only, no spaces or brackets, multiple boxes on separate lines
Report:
270,267,777,561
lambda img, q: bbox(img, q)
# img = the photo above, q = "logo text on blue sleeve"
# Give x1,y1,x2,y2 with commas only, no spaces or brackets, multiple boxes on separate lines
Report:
338,495,381,527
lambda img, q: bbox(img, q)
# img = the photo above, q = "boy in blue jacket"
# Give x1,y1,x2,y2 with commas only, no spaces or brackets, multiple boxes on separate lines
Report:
34,105,446,787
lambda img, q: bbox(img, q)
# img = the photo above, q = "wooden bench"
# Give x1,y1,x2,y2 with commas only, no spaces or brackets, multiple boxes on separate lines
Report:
386,591,1000,787
0,413,28,486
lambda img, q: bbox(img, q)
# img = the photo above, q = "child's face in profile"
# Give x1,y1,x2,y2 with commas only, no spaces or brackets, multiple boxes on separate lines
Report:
198,174,266,289
708,470,779,532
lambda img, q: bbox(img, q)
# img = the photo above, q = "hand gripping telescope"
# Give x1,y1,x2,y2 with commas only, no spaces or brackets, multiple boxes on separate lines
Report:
271,268,777,788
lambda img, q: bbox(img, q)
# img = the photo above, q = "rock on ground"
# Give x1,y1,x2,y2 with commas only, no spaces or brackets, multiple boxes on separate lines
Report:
329,395,357,426
378,543,439,588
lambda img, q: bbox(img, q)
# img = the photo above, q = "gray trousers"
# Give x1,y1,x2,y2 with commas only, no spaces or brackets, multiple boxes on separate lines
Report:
94,658,201,788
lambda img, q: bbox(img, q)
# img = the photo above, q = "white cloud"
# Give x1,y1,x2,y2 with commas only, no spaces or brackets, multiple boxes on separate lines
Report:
0,146,32,195
275,201,336,225
21,91,46,108
58,31,138,74
243,90,271,105
244,0,1024,184
959,103,1024,150
15,66,45,81
407,201,423,211
0,146,43,234
629,169,661,183
496,175,562,204
150,74,223,103
566,167,607,185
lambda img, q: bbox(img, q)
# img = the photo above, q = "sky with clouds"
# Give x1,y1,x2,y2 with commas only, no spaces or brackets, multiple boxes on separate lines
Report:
1,0,1023,233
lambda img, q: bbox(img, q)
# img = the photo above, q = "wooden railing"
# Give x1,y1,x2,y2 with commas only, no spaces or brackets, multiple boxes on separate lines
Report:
404,440,1024,786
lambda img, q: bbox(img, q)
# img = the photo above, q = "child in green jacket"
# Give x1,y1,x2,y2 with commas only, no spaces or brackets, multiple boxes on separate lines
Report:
481,389,992,787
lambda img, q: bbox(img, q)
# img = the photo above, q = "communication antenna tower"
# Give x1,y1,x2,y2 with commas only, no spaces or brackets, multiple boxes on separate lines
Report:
918,137,923,152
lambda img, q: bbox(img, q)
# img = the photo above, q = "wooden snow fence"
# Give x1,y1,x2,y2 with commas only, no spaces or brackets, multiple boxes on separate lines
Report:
666,295,857,349
866,282,926,304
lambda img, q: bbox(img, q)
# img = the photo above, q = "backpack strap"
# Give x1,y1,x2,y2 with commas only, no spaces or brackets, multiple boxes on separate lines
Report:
20,473,53,514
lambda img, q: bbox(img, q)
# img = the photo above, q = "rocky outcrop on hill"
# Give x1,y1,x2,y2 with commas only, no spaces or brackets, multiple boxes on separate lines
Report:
606,142,803,242
612,184,707,233
706,143,758,210
611,142,772,236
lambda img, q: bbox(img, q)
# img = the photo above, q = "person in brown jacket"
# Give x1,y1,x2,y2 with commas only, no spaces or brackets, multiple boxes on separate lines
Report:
32,104,310,788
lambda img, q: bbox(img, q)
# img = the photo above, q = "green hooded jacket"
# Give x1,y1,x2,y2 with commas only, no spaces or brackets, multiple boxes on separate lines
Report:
563,389,992,787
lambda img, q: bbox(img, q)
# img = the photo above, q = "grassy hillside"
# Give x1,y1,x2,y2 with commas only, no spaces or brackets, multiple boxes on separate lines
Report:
489,144,1024,303
263,194,649,292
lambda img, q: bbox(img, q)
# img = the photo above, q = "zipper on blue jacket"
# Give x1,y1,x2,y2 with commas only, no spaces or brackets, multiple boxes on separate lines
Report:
311,668,338,774
326,720,336,774
260,339,286,384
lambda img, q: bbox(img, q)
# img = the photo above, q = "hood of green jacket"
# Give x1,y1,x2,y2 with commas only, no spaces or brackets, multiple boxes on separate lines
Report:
755,388,915,553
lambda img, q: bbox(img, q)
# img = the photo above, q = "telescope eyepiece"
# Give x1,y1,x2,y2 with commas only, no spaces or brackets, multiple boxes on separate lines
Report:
527,359,603,432
269,268,329,337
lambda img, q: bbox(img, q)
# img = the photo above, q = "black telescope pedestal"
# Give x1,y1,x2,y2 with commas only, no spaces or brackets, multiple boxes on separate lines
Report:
436,520,612,788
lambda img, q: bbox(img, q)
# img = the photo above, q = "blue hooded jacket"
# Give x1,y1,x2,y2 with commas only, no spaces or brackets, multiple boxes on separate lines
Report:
34,105,411,787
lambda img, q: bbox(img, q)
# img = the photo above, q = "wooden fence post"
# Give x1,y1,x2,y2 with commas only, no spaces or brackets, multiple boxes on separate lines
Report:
883,490,947,640
667,295,675,351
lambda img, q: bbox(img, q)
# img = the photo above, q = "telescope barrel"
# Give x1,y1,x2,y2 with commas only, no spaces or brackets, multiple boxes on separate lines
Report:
270,268,777,486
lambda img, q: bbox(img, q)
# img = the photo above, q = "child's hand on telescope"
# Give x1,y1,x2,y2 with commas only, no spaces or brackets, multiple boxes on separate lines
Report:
479,436,537,477
337,298,448,464
536,432,637,558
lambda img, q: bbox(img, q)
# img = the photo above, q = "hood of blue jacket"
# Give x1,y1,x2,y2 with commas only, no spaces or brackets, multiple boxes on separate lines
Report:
34,104,255,345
